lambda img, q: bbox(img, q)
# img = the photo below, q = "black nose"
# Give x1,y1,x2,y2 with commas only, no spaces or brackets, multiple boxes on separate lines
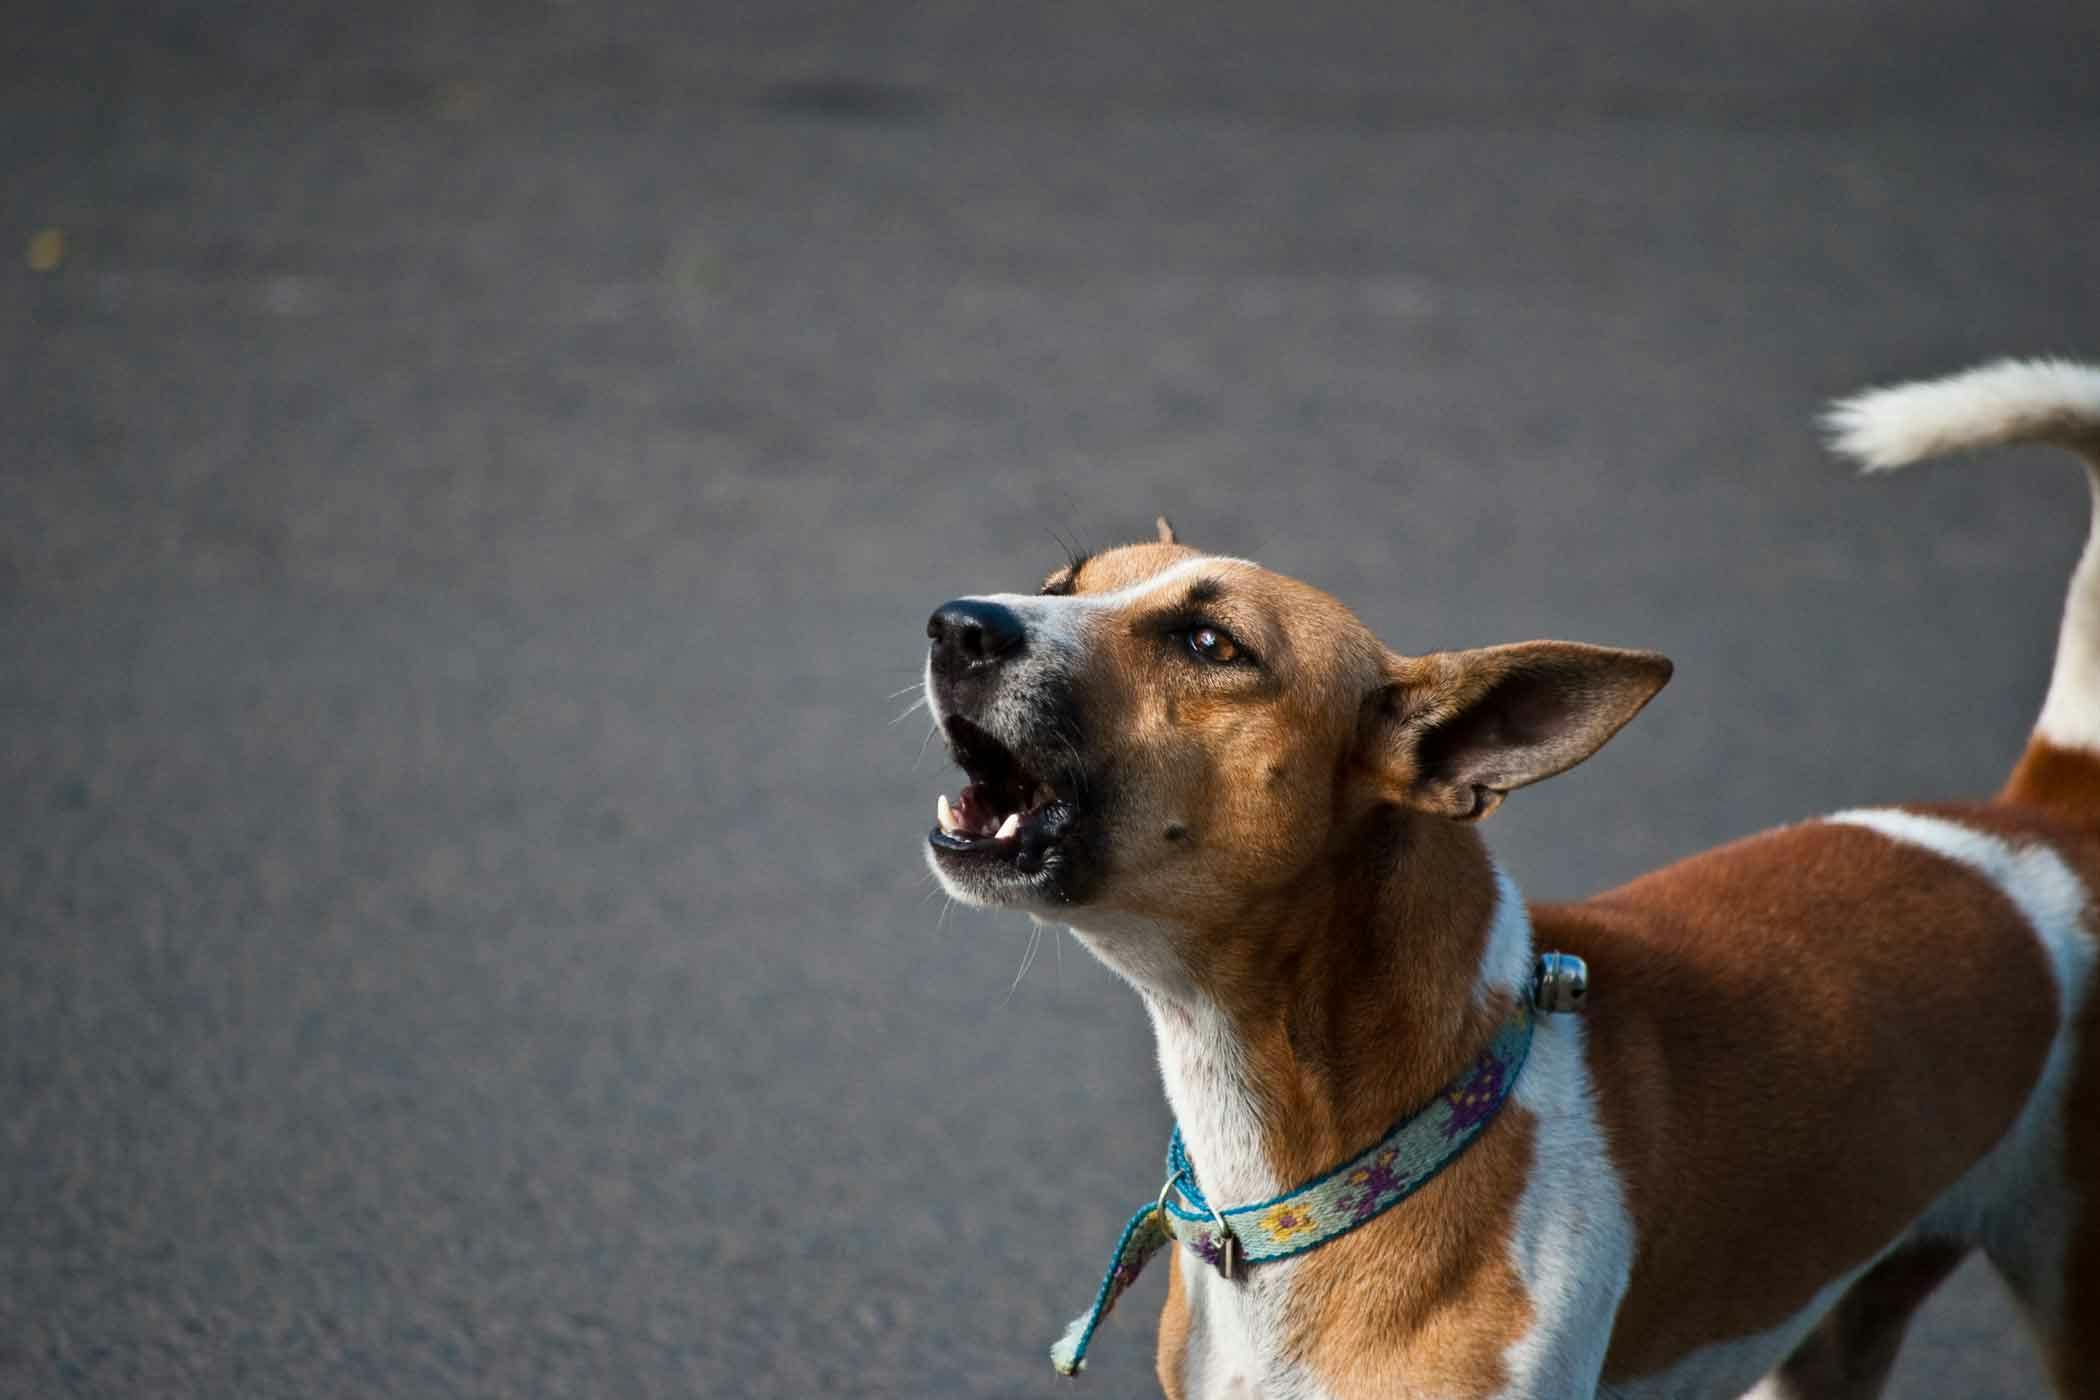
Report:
927,599,1025,672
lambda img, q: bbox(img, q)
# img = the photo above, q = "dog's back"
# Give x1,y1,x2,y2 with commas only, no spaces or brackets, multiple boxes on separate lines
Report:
1550,360,2100,1398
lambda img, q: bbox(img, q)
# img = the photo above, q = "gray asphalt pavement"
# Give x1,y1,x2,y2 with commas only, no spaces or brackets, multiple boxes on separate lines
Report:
5,2,2098,1395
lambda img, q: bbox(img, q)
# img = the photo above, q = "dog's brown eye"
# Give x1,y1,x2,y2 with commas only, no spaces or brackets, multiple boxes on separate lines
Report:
1188,626,1240,664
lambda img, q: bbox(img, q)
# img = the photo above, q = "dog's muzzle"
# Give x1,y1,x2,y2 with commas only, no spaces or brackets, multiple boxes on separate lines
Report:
923,596,1090,900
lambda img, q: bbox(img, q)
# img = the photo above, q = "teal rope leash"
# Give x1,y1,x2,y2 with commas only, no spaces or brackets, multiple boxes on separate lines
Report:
1050,1000,1537,1376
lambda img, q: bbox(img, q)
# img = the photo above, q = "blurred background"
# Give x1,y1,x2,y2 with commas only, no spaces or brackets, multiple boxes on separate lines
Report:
5,1,2098,1395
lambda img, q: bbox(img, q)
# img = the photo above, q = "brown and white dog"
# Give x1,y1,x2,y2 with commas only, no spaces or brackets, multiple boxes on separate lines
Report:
920,358,2100,1399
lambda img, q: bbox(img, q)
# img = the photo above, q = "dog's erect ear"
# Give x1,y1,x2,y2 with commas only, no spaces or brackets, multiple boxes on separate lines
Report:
1359,642,1671,820
1154,515,1178,545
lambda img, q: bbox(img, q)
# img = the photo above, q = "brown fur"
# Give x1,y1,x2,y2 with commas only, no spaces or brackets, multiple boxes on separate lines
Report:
1992,741,2100,1391
1143,812,1543,1399
2003,737,2100,826
1933,796,2100,1396
940,534,2100,1396
1294,1106,1538,1396
1548,816,2060,1380
1042,543,1655,1395
1158,1249,1192,1396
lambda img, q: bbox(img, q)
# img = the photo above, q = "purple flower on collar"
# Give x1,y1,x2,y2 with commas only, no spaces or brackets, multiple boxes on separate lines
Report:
1441,1051,1511,1142
1341,1148,1405,1221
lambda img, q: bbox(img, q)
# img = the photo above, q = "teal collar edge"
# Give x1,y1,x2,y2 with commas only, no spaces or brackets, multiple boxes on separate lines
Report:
1050,1001,1537,1377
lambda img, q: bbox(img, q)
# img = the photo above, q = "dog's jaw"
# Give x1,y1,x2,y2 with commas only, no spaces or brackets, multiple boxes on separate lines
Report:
920,626,1089,907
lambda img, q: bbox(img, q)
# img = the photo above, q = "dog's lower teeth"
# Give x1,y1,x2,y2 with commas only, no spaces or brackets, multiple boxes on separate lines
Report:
937,793,962,834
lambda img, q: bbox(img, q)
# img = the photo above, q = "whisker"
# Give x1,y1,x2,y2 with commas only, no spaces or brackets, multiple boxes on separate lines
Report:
915,721,940,769
1004,925,1043,1006
889,695,930,726
888,682,924,701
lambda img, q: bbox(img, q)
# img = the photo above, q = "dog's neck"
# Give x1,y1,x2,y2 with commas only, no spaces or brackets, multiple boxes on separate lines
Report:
1094,812,1531,1205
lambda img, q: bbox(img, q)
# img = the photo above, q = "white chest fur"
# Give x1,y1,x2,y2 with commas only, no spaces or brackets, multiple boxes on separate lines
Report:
1145,992,1641,1400
1175,1259,1320,1400
1498,1013,1637,1398
1143,994,1329,1400
1136,867,1550,1400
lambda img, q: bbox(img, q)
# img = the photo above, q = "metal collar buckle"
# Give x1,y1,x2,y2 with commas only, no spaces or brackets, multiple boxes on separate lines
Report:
1156,1174,1240,1280
1531,951,1589,1015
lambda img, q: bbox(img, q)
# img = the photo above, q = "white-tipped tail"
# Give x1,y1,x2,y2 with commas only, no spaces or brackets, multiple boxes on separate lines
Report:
1824,357,2100,471
1827,356,2100,752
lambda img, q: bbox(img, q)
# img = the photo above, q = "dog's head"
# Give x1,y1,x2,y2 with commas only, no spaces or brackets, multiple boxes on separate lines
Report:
922,520,1670,948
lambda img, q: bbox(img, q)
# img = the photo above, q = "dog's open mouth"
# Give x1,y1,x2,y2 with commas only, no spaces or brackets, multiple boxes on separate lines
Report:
929,717,1078,875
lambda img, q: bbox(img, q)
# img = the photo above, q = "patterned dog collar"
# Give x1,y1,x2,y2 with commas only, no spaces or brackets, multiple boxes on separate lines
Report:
1050,1000,1537,1376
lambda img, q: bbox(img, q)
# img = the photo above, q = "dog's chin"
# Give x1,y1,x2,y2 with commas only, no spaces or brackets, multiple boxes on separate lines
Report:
924,842,1072,911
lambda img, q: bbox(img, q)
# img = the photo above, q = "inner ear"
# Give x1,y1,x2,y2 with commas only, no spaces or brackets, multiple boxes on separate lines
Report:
1371,642,1672,820
1416,667,1587,793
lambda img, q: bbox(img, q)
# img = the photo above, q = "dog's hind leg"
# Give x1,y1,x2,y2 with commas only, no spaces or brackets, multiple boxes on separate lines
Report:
1830,354,2100,1395
1986,1177,2100,1396
1983,1052,2100,1398
1741,1244,1966,1400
